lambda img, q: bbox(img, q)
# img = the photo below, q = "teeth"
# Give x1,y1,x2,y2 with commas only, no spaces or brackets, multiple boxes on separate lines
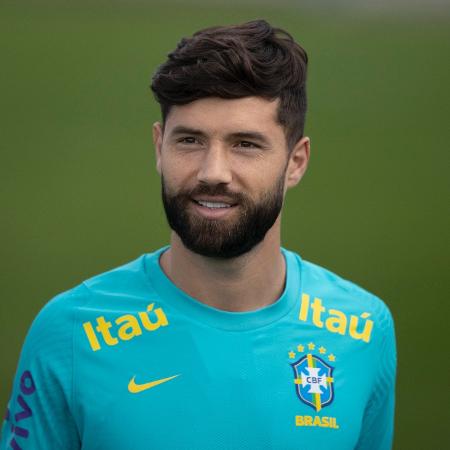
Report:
197,201,231,209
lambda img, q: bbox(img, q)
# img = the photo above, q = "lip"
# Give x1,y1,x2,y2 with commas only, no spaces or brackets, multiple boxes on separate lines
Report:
190,199,238,219
192,196,237,206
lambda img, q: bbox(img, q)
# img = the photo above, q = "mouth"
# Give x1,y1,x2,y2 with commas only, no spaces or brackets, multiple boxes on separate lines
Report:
190,198,238,218
192,195,238,208
194,200,233,209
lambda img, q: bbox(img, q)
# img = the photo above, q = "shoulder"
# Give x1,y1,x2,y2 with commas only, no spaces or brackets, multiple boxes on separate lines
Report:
301,254,391,314
23,283,90,355
26,253,154,343
286,250,394,344
82,254,149,295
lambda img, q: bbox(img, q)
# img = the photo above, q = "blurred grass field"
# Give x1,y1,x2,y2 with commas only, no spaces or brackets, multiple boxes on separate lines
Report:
1,1,449,448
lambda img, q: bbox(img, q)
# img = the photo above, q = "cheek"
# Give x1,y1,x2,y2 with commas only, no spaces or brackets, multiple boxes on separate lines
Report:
244,164,287,189
160,156,197,189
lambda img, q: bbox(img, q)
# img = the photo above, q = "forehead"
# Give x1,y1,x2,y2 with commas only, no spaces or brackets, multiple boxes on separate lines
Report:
164,96,284,140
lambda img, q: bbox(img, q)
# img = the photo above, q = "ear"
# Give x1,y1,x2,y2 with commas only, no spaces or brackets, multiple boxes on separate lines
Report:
285,136,310,189
152,121,164,175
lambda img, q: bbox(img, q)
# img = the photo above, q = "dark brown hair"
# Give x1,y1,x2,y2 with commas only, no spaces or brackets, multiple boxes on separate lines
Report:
151,19,308,150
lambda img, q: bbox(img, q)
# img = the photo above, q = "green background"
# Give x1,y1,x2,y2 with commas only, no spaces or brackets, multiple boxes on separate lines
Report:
1,1,449,448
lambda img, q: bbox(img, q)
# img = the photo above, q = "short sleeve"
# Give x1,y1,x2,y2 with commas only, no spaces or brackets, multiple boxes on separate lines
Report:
0,288,84,450
355,304,397,450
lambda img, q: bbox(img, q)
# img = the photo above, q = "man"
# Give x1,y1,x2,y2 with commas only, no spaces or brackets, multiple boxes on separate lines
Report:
1,19,396,450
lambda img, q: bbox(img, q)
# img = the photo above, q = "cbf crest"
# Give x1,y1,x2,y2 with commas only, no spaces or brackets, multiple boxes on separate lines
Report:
289,343,336,412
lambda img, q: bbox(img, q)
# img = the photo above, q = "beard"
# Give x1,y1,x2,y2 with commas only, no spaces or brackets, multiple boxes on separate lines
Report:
161,170,286,259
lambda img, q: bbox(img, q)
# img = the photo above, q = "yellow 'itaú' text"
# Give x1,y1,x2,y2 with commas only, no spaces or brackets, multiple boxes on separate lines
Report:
299,294,373,343
82,303,168,351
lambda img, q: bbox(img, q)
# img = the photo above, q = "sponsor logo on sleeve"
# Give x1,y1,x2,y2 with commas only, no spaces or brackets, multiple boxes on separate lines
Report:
4,370,36,449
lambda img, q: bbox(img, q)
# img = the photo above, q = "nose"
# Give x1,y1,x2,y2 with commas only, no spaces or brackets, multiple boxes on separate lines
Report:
197,144,232,185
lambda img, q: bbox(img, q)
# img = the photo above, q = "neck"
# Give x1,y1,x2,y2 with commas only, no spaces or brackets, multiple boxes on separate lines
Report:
159,219,286,312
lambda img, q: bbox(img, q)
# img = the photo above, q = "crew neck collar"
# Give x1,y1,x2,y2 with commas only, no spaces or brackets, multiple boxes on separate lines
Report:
144,246,302,331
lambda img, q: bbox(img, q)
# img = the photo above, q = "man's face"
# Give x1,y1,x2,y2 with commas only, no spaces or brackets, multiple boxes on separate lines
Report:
153,97,309,259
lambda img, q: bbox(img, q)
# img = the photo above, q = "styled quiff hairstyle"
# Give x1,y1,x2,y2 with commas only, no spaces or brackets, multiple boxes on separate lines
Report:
151,19,308,150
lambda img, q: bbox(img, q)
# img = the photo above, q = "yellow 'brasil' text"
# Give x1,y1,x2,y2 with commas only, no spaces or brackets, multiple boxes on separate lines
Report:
83,303,168,351
295,415,339,429
299,294,373,343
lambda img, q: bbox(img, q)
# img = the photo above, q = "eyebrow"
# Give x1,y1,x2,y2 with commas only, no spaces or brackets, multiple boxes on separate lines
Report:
229,131,270,146
169,126,271,146
170,126,206,138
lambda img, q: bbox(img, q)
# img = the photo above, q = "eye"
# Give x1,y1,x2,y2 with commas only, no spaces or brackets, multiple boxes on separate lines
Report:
178,136,198,144
236,141,259,149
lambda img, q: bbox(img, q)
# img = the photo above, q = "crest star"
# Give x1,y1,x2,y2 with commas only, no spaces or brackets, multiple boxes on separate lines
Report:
319,346,326,354
328,354,336,362
297,344,305,352
288,351,296,359
307,342,315,350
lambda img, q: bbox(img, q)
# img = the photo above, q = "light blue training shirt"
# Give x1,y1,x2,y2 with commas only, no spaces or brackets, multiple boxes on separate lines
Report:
1,247,396,450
